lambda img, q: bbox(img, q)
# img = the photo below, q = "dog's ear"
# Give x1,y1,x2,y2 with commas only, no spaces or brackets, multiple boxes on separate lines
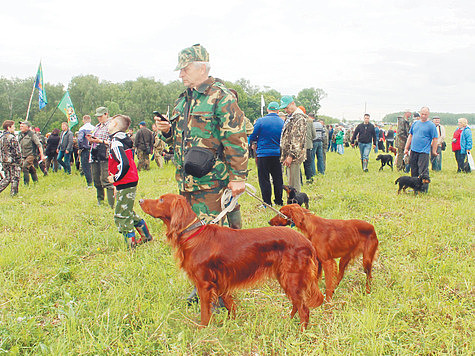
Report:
169,196,194,237
288,205,306,226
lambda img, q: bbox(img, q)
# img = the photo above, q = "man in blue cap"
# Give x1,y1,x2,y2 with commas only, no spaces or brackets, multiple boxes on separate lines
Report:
279,95,307,192
134,121,154,171
248,102,284,206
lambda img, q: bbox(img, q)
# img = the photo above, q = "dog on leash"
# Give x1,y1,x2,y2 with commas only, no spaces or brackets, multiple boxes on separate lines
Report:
282,185,309,208
269,204,379,301
139,194,324,329
395,176,430,194
376,154,393,171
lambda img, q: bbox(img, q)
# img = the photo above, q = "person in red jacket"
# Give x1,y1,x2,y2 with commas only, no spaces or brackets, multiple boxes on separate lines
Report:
107,114,152,248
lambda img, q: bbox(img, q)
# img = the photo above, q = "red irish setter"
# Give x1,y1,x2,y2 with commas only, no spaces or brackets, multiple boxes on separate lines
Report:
139,194,324,329
269,204,379,301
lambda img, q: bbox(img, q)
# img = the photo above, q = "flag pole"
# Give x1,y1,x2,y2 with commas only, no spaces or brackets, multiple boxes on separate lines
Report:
25,79,36,121
41,101,60,133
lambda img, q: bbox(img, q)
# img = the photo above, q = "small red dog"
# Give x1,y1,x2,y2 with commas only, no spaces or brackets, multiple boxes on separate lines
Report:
269,204,379,301
139,194,324,329
388,146,397,155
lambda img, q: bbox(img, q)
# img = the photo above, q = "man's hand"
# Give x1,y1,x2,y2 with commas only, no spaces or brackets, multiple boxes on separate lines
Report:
404,147,409,155
154,116,171,134
228,180,246,197
283,156,293,167
65,150,69,154
107,174,115,184
351,143,355,148
372,145,376,149
432,150,439,157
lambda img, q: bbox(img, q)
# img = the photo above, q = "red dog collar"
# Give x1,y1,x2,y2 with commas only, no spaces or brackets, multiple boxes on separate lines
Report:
182,224,206,243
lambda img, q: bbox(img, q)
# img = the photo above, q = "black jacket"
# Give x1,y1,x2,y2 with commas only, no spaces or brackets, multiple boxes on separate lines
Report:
351,123,377,145
45,134,60,156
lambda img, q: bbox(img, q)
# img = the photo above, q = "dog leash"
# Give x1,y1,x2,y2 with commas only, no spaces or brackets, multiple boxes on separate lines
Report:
209,183,291,225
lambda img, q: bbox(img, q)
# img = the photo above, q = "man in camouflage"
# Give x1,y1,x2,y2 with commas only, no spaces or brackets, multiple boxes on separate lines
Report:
134,121,154,171
0,120,22,196
18,121,45,185
151,123,166,168
279,95,307,192
396,110,412,171
155,44,248,223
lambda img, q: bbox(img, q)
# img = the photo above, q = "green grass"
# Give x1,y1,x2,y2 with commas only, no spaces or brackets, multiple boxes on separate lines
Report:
1,142,474,354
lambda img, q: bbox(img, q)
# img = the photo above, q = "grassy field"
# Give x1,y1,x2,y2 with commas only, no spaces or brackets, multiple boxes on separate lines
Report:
1,137,474,354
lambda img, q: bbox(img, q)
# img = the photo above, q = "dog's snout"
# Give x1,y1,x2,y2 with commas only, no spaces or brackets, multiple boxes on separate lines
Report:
139,199,144,205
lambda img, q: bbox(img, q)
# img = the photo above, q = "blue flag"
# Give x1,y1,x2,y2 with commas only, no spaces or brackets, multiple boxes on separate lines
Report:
35,63,47,110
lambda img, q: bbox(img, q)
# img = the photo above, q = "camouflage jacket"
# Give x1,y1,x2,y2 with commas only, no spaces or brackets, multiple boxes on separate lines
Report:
18,130,41,158
0,131,21,164
397,117,412,141
166,76,248,192
280,109,307,165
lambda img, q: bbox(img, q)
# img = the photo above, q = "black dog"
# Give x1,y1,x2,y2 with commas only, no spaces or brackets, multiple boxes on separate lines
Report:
282,185,309,208
395,176,430,195
376,154,393,171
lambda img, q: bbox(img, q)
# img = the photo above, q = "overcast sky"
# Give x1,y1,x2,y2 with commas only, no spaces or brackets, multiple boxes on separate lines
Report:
1,0,474,120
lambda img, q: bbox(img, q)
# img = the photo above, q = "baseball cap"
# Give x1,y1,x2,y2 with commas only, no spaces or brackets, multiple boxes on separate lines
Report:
139,121,146,126
279,95,294,109
18,120,31,127
95,107,109,117
267,102,279,111
432,116,440,119
175,44,209,71
413,112,420,118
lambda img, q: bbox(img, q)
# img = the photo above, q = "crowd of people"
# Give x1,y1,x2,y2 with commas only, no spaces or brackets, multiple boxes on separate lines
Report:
0,44,473,232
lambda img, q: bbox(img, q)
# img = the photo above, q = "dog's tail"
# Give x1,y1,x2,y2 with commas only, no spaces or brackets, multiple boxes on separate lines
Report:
305,257,324,308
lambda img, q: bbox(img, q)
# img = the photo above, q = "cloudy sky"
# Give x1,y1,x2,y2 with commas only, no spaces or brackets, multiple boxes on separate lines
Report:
1,0,474,120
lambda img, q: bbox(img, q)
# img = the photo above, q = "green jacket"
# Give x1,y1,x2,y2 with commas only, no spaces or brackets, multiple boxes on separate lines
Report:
335,130,344,145
18,130,41,158
166,76,248,192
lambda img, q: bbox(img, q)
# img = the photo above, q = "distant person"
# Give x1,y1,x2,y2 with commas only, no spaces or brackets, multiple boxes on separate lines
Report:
374,125,380,153
151,123,166,168
335,126,344,155
134,121,154,171
404,107,438,191
279,95,307,192
44,128,60,173
18,121,45,185
452,118,472,172
248,101,284,206
310,113,325,175
0,120,21,196
386,124,395,151
430,116,445,171
77,115,95,187
57,122,73,175
303,110,316,184
396,110,412,171
107,114,152,248
351,114,377,172
87,106,115,208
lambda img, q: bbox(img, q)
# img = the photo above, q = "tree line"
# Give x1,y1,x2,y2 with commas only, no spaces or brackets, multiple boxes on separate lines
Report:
0,75,331,133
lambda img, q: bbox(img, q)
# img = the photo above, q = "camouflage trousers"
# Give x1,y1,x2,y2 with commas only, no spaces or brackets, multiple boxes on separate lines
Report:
0,163,21,196
180,185,226,224
396,139,407,171
114,186,142,235
22,155,38,185
153,148,164,168
137,150,150,171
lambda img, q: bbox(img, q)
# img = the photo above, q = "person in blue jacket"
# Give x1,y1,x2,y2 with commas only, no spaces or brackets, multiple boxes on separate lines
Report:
248,102,284,206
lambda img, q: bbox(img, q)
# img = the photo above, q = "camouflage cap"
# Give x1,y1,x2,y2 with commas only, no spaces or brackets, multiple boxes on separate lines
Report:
95,106,109,117
175,44,209,71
